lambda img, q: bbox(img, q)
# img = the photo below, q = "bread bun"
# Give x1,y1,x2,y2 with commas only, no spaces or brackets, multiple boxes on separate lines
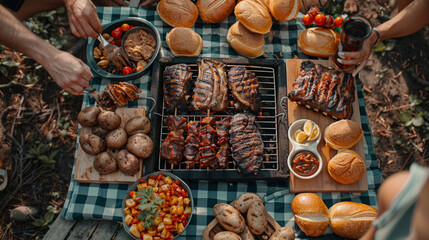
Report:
197,0,235,23
166,27,202,57
234,0,272,34
227,21,264,58
291,193,329,237
329,202,377,239
157,0,198,27
328,150,366,184
324,119,363,150
269,0,301,21
298,27,340,58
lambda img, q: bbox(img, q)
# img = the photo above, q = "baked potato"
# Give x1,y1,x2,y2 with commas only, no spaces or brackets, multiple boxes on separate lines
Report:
94,151,118,174
78,106,101,127
92,125,109,139
116,149,140,175
126,133,153,159
98,111,121,130
79,133,106,155
124,116,151,135
105,128,127,149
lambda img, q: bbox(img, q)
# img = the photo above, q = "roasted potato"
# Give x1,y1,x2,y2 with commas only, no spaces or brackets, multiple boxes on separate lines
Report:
79,133,106,155
78,106,101,127
126,133,153,159
98,111,121,130
124,116,151,135
94,151,118,174
91,125,109,139
116,149,140,175
105,128,127,149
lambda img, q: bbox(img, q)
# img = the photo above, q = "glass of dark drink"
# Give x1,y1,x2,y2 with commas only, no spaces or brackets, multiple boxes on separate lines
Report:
331,15,372,71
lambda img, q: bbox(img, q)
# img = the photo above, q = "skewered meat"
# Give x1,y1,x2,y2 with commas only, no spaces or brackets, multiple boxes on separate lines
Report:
288,61,355,119
228,66,260,112
199,116,218,169
229,113,264,175
215,117,231,169
160,129,185,166
94,82,142,111
184,121,200,168
192,59,228,112
165,116,187,131
163,64,193,109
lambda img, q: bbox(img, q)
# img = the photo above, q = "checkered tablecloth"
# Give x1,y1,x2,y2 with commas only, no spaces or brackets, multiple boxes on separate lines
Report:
61,7,382,239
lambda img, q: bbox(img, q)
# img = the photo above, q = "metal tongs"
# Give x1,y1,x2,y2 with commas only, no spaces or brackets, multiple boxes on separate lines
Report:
97,33,132,69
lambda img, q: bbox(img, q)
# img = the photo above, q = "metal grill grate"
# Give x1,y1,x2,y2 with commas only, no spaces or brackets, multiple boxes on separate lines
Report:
158,64,279,172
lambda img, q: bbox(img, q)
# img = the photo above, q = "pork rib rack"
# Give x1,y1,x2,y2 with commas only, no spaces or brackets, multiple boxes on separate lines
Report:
229,113,264,175
228,65,261,112
163,64,193,109
191,59,228,112
160,116,187,166
287,61,355,119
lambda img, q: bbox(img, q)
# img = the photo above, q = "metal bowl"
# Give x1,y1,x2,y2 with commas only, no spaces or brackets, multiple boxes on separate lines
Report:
87,17,161,81
121,171,194,240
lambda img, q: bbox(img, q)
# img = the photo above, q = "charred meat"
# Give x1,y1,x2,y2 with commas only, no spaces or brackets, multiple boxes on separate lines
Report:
163,64,193,109
229,113,264,175
228,66,260,112
184,121,200,168
161,116,187,166
215,117,230,169
198,116,218,169
95,82,141,111
288,61,355,119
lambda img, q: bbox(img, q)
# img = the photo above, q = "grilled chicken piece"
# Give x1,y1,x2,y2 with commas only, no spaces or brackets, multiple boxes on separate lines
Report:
192,59,228,112
227,66,260,112
184,121,200,168
160,129,185,166
215,117,231,169
288,61,355,119
163,64,192,109
165,116,187,131
96,82,141,111
229,113,264,175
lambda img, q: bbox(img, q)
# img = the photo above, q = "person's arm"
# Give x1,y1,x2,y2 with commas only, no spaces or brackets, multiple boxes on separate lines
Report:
64,0,103,38
139,0,159,8
337,0,429,76
0,5,91,95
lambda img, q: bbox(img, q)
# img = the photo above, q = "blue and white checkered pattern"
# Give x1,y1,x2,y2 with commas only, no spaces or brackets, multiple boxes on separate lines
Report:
61,7,382,239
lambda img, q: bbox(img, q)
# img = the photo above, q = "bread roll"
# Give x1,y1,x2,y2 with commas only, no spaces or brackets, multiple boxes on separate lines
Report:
234,192,263,214
157,0,198,27
234,0,272,34
227,21,264,58
247,201,268,235
269,0,301,21
197,0,235,23
214,231,243,240
328,150,366,184
166,27,203,57
291,193,329,237
269,227,295,240
324,119,363,150
297,27,340,58
214,203,246,233
329,202,377,239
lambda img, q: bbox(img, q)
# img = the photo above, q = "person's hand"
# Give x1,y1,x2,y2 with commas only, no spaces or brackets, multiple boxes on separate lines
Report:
65,0,103,39
139,0,159,8
336,30,378,77
44,51,92,95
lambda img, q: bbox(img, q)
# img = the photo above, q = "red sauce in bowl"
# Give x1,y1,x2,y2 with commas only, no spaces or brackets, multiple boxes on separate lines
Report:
291,151,319,177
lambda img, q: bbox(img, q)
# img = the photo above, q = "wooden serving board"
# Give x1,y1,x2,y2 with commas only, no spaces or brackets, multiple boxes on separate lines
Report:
74,108,146,183
286,59,368,193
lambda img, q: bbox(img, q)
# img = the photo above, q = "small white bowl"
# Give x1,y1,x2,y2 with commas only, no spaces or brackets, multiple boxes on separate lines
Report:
287,119,323,179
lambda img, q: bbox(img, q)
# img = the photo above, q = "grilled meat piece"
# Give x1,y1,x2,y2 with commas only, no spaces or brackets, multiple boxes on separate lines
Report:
96,82,141,111
288,61,355,119
192,59,228,112
199,145,217,168
198,116,219,169
201,116,216,126
163,64,193,109
229,113,264,175
165,116,187,131
215,117,231,138
228,66,260,112
184,121,200,168
160,129,185,166
215,117,231,169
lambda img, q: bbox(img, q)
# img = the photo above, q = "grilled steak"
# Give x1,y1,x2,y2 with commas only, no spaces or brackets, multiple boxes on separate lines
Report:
288,61,355,119
229,113,264,174
160,129,185,166
228,66,260,112
163,64,193,109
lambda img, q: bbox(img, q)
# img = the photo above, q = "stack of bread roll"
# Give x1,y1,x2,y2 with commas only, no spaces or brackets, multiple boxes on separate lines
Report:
292,193,378,238
228,0,301,58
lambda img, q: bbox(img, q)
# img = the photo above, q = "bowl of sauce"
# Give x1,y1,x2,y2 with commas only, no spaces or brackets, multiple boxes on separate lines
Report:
290,150,320,178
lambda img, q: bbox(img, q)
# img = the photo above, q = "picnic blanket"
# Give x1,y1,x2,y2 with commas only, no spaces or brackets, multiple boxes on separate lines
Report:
61,7,382,239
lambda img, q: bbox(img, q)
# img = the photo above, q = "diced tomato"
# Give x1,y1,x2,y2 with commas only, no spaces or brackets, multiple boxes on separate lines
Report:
149,176,157,179
121,23,130,32
157,174,164,181
173,180,181,185
139,179,148,183
128,191,135,198
172,217,181,223
182,219,188,226
165,224,175,230
131,218,139,225
180,214,188,221
159,210,166,218
181,189,187,198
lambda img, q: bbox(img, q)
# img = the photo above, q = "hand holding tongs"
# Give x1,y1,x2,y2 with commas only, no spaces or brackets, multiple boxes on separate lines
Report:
97,33,133,69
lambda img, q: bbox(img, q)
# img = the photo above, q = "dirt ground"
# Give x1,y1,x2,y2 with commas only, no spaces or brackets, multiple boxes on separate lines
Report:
0,0,428,238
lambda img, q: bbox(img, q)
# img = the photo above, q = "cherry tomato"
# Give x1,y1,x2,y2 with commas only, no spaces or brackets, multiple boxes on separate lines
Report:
122,66,133,75
111,27,122,39
324,15,334,29
334,16,344,27
302,14,313,25
307,7,321,18
314,13,326,26
121,23,130,32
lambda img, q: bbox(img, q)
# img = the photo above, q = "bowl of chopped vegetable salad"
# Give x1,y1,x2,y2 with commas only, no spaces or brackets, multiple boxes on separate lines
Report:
122,172,194,240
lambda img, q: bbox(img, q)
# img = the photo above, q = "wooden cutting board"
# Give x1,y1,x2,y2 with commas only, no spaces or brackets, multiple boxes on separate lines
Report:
74,108,146,183
286,59,368,193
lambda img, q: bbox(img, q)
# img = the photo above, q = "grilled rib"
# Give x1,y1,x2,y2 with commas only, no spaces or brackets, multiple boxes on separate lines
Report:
163,64,192,109
184,121,200,169
215,117,231,169
227,66,260,112
198,116,218,169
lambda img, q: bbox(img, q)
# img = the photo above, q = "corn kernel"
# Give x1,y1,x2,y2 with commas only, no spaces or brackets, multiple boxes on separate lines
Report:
143,234,153,240
177,206,184,215
170,196,178,205
124,215,133,225
177,223,185,234
184,198,190,205
129,224,140,238
123,207,131,216
170,205,177,215
147,229,157,235
164,176,173,184
137,221,145,232
154,217,162,226
177,196,183,205
163,217,172,225
125,199,136,208
184,206,192,215
159,192,166,199
152,187,159,193
148,178,155,186
157,222,165,232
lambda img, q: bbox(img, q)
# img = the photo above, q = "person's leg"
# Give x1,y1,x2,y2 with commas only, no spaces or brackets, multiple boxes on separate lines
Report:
8,0,65,21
